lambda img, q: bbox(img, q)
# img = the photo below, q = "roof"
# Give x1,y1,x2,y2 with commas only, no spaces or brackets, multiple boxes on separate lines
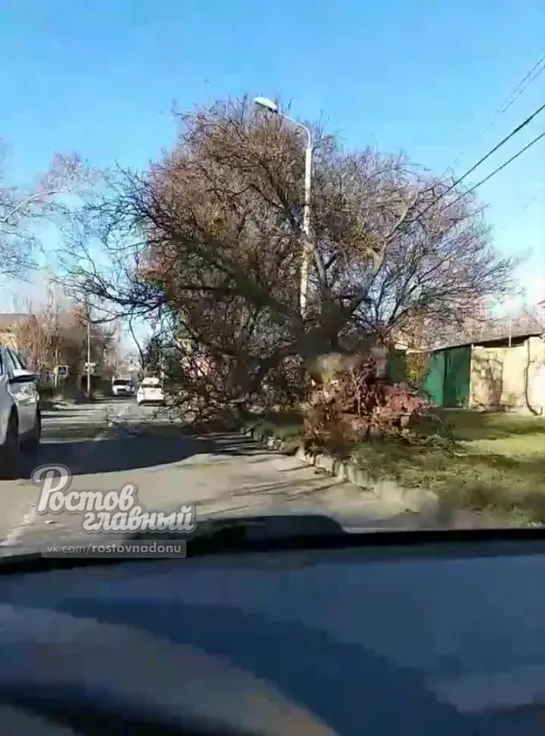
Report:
431,312,544,351
0,313,28,330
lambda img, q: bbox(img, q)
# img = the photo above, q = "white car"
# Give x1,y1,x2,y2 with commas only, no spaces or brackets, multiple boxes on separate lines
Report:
0,346,41,479
112,378,134,398
136,377,165,406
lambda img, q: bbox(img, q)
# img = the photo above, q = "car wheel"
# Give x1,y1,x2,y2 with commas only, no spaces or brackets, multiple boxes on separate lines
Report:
0,411,21,480
21,406,41,456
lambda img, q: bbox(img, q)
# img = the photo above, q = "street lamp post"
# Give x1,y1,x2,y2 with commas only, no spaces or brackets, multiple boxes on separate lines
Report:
83,299,92,398
253,97,312,318
86,318,91,396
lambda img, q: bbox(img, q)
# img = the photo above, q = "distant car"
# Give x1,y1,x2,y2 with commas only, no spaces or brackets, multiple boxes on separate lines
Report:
0,346,41,479
136,377,164,406
111,378,134,398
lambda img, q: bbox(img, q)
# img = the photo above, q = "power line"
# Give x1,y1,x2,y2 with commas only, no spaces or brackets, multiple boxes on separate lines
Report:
451,101,545,186
418,102,545,220
495,195,539,233
448,55,545,172
489,56,545,121
443,130,545,211
520,195,539,214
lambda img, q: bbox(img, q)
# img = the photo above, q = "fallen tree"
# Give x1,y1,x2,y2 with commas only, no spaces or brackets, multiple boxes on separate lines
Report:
62,96,515,404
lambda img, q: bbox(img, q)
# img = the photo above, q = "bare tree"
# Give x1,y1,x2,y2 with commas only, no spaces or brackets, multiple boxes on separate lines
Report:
62,97,515,396
127,316,147,374
13,296,118,388
13,302,58,372
0,141,90,279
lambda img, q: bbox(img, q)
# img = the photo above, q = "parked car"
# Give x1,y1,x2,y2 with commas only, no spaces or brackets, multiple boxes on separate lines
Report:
111,378,134,398
136,377,164,406
0,346,41,479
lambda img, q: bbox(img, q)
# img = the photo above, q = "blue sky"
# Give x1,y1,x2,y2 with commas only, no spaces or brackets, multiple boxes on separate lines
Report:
1,0,544,343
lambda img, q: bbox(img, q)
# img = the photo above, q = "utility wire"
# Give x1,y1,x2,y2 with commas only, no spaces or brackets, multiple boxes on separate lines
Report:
448,55,545,172
489,56,545,120
519,195,539,214
418,102,545,220
443,130,545,211
494,195,539,233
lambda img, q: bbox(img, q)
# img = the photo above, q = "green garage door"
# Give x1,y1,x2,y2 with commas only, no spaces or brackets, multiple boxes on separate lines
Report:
443,345,471,407
422,351,445,406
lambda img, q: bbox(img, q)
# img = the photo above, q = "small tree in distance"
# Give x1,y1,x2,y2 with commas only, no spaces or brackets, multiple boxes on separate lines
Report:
14,307,57,374
14,300,118,389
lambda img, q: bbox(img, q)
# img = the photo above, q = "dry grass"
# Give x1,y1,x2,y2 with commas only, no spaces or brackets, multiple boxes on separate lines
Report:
356,410,545,524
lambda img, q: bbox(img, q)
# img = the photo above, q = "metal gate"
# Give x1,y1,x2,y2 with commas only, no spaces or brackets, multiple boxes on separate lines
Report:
443,345,471,407
421,346,471,407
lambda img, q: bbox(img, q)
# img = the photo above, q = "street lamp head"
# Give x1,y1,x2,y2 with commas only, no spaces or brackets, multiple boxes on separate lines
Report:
253,96,278,114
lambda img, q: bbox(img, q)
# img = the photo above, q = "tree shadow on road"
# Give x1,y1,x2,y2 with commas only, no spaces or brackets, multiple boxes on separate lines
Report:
22,430,274,478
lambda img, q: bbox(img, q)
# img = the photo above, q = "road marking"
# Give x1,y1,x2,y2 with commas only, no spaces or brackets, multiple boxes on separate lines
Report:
0,402,134,551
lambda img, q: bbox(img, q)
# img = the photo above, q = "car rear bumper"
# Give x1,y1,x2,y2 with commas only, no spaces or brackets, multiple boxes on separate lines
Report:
137,393,164,403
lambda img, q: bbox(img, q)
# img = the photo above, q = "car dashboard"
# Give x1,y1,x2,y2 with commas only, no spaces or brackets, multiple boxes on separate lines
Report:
1,532,545,734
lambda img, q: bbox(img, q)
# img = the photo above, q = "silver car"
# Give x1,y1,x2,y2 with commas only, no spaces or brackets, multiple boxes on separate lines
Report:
0,346,41,479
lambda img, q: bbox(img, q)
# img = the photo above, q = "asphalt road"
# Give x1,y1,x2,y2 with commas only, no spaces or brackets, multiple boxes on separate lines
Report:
0,399,421,554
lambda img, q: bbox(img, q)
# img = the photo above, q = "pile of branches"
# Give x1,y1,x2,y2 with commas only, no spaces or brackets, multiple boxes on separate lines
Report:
303,355,428,454
260,356,313,411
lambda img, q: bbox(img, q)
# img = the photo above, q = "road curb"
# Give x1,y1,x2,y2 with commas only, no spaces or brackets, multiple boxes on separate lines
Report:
240,425,508,529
